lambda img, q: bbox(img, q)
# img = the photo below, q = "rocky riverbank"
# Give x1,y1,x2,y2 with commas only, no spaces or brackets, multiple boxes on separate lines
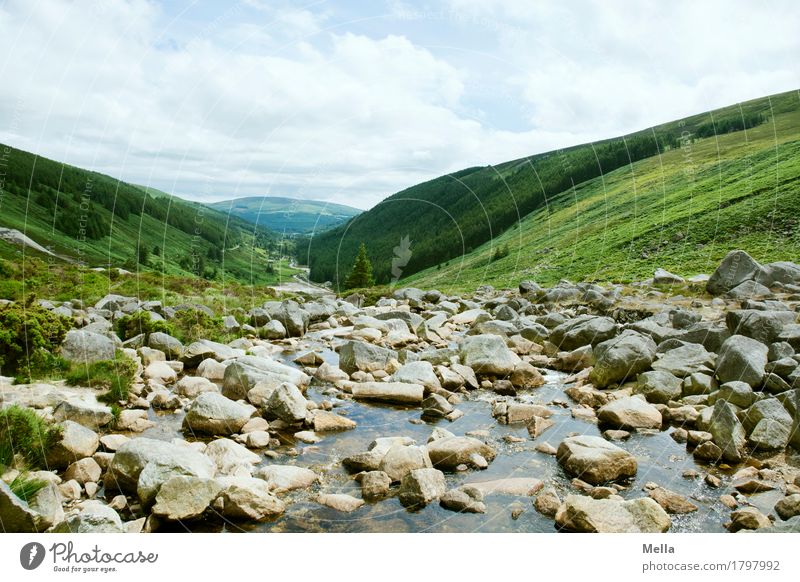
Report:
2,249,800,533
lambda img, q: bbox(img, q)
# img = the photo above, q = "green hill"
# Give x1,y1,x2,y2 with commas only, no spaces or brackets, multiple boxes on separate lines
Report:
305,89,800,291
209,196,361,234
0,144,299,287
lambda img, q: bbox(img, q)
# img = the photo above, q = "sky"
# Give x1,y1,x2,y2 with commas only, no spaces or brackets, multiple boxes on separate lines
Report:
1,0,798,210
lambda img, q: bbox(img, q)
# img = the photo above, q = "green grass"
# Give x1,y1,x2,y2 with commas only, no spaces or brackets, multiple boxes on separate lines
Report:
8,473,48,503
64,352,138,404
403,103,800,294
0,405,62,470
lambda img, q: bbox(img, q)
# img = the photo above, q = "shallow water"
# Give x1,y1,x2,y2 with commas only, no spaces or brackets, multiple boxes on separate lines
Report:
138,342,800,533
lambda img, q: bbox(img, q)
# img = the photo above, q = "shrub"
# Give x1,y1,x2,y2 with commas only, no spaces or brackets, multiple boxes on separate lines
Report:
0,405,62,469
170,310,227,344
115,311,173,341
0,303,72,379
65,352,137,403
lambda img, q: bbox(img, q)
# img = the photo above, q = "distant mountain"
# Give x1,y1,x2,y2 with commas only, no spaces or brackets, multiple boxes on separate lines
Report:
209,196,361,234
0,144,286,285
305,89,800,290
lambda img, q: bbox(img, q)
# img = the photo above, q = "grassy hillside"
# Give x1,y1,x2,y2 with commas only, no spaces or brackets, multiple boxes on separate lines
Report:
403,94,800,294
210,196,361,234
305,89,800,289
0,144,301,287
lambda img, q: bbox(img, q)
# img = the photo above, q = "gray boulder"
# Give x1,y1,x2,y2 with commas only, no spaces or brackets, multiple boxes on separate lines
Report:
183,392,255,436
338,341,397,375
148,332,183,359
555,495,670,533
60,330,115,363
266,383,308,424
716,335,768,387
398,468,446,507
549,315,617,351
708,401,747,463
458,334,521,376
597,396,662,430
706,250,762,295
556,435,637,485
634,370,682,404
589,330,656,388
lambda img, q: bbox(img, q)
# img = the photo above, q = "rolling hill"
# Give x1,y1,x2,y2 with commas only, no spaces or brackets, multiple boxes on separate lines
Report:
0,144,300,288
209,196,361,234
304,89,800,291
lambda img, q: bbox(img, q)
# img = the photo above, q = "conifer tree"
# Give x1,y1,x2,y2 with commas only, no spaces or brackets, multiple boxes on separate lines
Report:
344,243,375,289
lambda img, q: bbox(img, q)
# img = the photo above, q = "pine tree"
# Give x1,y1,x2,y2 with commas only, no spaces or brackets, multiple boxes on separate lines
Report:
344,243,375,290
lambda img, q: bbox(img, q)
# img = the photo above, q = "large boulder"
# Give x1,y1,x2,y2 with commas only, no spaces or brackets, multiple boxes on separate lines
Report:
588,330,656,388
265,383,308,424
254,465,319,493
634,370,682,404
556,435,637,485
222,356,309,401
555,495,670,533
708,400,747,463
706,250,763,296
458,334,521,376
652,343,716,378
60,330,115,363
426,436,496,471
379,445,432,482
151,476,222,521
183,392,254,436
351,382,424,405
52,501,123,533
46,420,99,469
727,310,797,345
53,399,114,430
148,332,183,359
182,340,245,368
338,341,397,375
716,335,768,387
266,300,309,337
391,361,442,392
204,438,261,476
549,315,617,351
398,468,446,507
597,396,662,430
216,477,286,520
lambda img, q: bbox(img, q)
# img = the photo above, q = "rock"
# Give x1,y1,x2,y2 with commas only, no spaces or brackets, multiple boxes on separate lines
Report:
148,332,183,359
426,436,496,471
315,362,350,384
775,494,800,520
151,476,222,521
311,410,357,431
589,331,657,388
534,487,561,518
466,477,543,497
693,441,723,462
682,372,718,396
652,343,716,378
144,361,178,384
254,465,318,493
115,410,154,432
715,381,756,408
708,401,747,463
294,351,323,366
392,361,442,392
338,341,397,374
64,458,102,485
549,316,617,352
351,382,424,405
634,370,683,404
555,495,670,532
729,507,772,532
216,477,285,520
205,438,261,476
527,416,555,439
597,396,662,430
458,334,521,376
510,361,545,388
268,300,310,337
182,392,254,436
359,471,392,500
556,435,637,485
706,250,762,295
60,329,115,363
197,358,227,381
748,418,790,450
653,268,684,285
380,445,432,482
741,398,793,434
52,501,123,533
175,375,219,398
53,399,114,430
727,280,771,299
317,493,364,513
105,438,216,504
440,487,486,513
421,394,454,419
46,421,99,469
266,383,308,424
398,468,446,507
0,480,45,532
727,310,796,345
222,355,309,401
716,335,768,387
646,484,698,514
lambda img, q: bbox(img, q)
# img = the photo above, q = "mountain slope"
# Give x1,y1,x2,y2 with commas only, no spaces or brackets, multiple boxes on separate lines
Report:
0,144,298,286
305,89,800,289
209,196,361,234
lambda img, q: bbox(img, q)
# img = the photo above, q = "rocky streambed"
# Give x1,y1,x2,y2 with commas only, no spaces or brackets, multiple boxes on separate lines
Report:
2,249,800,533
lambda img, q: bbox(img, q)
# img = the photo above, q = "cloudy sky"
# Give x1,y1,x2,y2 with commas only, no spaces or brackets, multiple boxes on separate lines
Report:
1,0,798,209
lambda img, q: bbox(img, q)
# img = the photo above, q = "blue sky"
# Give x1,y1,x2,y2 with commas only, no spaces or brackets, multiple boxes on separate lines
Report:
1,0,798,209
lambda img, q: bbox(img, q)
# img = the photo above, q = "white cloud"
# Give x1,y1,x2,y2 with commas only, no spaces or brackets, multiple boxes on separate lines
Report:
0,0,797,210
